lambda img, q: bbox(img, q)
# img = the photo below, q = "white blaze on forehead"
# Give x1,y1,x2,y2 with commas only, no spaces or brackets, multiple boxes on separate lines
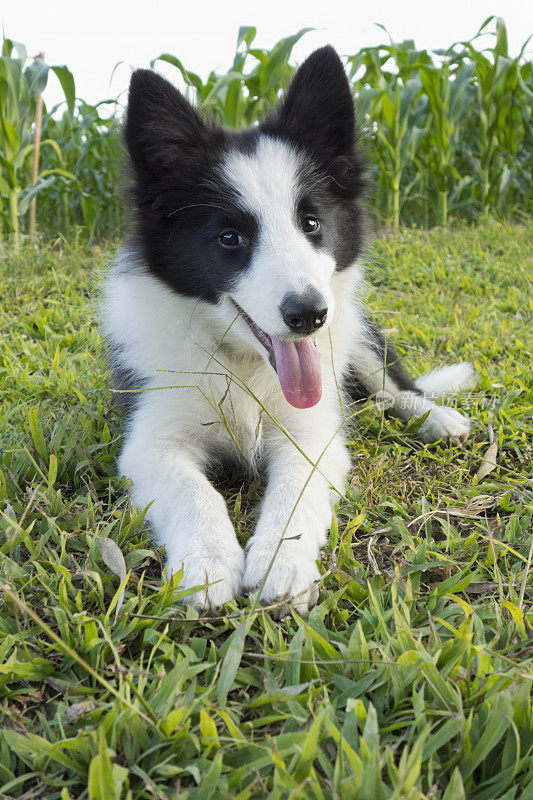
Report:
221,132,336,350
221,135,303,230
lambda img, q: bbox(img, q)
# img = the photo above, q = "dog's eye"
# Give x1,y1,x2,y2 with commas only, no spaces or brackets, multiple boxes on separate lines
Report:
219,230,243,248
302,215,320,235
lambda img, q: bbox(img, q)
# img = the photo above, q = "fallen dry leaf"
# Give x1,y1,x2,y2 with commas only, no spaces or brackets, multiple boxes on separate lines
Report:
461,495,500,514
96,536,127,620
464,581,502,595
66,700,98,723
476,440,498,482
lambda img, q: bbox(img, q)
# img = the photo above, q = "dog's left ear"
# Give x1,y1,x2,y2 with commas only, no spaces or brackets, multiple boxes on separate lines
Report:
264,46,355,163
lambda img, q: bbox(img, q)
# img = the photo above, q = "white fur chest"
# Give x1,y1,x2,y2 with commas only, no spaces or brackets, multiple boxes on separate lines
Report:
101,252,363,468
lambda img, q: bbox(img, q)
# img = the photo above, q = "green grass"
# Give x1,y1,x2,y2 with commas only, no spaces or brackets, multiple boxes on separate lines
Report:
0,218,532,799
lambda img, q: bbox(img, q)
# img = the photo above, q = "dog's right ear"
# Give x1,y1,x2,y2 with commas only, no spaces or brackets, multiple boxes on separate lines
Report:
263,46,355,165
125,69,210,179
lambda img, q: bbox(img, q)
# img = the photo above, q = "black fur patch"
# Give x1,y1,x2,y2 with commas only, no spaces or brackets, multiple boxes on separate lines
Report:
107,344,146,414
366,320,420,394
344,316,421,402
125,70,261,302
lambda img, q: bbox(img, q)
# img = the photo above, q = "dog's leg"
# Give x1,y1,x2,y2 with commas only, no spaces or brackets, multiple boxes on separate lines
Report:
119,419,244,610
346,318,473,443
243,408,349,612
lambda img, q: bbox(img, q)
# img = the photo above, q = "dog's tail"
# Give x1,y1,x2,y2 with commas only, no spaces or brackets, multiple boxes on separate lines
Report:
415,363,475,397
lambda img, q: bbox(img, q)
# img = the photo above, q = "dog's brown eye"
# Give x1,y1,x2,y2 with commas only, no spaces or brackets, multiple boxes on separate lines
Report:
219,231,243,248
302,215,320,234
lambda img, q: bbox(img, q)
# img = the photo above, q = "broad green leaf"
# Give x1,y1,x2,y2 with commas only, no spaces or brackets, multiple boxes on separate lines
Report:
51,65,76,115
217,621,246,706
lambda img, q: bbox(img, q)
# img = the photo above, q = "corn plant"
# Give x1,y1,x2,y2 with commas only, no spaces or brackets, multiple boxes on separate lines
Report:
348,19,532,226
0,39,75,250
151,26,309,127
1,17,531,243
417,61,474,225
349,38,431,229
450,18,533,215
37,99,123,241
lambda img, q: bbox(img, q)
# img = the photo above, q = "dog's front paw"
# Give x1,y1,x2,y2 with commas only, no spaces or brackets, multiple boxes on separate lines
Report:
243,539,320,614
167,542,245,611
419,405,471,444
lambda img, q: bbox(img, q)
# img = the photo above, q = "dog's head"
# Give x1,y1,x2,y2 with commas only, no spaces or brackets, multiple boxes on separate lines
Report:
125,46,367,408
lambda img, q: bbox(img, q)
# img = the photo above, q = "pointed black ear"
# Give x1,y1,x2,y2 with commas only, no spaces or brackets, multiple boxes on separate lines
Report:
125,69,211,179
263,46,355,163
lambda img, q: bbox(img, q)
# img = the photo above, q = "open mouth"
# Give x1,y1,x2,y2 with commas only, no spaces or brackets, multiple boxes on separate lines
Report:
232,300,322,410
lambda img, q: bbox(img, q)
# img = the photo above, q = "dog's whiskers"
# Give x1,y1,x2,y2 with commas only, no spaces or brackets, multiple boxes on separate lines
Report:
167,202,232,218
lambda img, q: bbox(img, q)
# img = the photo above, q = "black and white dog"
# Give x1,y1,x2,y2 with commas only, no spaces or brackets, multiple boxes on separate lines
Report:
101,47,473,611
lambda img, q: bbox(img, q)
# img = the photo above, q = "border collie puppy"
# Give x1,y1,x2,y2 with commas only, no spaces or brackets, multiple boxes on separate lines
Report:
101,46,473,611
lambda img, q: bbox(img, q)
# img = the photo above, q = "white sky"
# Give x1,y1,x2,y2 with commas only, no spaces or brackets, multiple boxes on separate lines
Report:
4,0,533,110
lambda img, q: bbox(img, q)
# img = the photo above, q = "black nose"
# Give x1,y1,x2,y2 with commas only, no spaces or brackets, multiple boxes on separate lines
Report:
280,291,328,336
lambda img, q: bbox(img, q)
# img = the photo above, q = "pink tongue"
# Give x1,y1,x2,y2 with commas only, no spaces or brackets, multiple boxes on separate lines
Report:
270,336,322,409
